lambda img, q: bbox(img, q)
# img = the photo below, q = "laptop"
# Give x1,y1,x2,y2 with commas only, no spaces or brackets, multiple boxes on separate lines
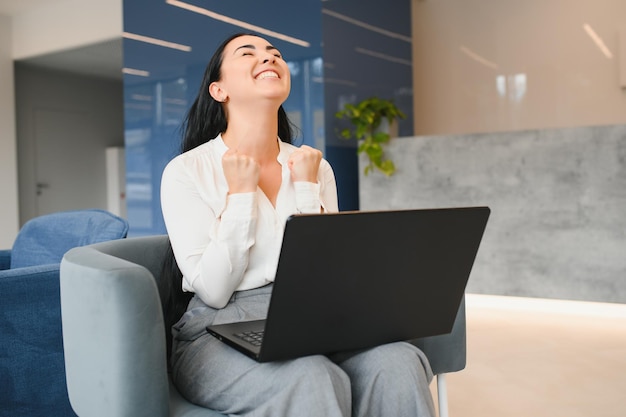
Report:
206,206,490,362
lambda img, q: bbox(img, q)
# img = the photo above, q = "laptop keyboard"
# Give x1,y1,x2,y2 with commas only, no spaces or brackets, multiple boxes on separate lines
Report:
234,330,264,346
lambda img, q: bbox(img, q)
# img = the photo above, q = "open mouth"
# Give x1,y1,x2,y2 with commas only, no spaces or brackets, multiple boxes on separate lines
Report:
256,70,279,80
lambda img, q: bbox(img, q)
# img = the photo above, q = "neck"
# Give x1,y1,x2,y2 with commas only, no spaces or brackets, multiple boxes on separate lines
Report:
222,104,280,164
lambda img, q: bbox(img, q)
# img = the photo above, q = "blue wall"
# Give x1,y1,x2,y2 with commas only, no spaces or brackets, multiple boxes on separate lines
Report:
322,1,413,211
123,0,412,235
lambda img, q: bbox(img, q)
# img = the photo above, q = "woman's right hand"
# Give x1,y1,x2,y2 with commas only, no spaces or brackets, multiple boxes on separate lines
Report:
222,148,260,194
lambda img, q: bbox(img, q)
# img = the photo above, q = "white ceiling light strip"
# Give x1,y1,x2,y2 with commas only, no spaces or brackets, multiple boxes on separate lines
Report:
122,67,151,77
166,0,310,47
123,32,192,52
322,8,411,43
583,23,613,59
355,47,412,66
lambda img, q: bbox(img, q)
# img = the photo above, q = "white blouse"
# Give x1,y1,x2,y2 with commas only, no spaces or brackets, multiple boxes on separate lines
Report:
160,135,339,309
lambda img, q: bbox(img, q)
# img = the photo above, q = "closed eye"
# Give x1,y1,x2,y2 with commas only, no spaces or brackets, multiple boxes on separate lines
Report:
235,44,282,59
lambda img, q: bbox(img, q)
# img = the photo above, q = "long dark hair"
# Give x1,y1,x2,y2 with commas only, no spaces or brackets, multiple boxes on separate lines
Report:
159,239,191,367
180,32,294,153
162,33,295,362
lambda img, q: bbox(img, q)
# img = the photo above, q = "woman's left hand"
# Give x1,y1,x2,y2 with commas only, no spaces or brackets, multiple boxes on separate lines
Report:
287,145,322,183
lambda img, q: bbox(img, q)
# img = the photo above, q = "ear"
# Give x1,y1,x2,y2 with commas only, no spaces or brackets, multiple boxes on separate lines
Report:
209,82,227,103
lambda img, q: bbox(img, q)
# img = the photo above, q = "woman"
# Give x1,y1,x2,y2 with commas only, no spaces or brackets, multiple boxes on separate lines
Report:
161,33,435,417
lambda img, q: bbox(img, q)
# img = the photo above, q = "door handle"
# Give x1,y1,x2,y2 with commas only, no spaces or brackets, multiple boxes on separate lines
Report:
36,182,50,196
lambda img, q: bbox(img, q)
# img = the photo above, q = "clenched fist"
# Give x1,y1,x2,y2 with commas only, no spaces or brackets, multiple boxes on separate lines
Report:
222,148,260,194
287,145,322,183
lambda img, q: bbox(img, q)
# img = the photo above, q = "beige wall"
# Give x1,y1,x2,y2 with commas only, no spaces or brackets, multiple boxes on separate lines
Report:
0,15,19,247
411,0,626,135
0,0,121,245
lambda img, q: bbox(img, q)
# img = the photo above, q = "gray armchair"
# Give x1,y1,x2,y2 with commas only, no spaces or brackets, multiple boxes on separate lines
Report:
60,235,466,417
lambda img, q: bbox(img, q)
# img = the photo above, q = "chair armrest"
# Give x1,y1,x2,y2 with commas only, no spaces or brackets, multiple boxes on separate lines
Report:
0,249,11,270
411,296,467,375
0,264,77,416
60,245,170,417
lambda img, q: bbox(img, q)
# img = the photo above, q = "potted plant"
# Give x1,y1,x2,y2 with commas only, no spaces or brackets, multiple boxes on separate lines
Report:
335,97,406,176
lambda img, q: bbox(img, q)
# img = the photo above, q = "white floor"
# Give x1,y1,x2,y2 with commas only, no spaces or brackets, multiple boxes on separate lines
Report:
432,294,626,417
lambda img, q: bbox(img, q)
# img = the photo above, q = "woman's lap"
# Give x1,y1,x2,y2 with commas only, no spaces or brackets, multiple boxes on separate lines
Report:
173,333,351,416
170,287,434,416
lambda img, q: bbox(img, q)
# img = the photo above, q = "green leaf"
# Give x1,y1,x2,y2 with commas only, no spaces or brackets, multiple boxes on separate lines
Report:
365,143,383,160
372,131,390,144
335,96,402,176
379,160,396,176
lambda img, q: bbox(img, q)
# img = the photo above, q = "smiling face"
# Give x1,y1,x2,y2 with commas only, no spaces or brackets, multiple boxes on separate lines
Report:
209,35,291,107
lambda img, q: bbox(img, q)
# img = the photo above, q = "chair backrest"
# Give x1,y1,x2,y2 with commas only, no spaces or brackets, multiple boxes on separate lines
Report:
11,209,129,268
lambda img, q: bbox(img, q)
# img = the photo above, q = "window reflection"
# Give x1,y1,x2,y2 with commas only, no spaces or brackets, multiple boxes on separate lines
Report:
496,74,527,103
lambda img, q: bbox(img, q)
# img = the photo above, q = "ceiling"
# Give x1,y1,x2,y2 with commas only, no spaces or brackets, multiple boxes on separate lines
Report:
0,0,123,80
0,0,59,16
17,39,123,80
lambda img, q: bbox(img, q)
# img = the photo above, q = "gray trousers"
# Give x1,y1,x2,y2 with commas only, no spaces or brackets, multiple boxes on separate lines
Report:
171,285,435,417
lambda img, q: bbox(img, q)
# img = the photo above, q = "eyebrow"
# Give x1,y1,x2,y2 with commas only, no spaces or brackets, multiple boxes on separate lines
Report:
234,44,279,54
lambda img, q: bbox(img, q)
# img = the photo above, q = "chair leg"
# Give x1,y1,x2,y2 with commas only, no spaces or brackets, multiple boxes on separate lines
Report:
437,373,449,417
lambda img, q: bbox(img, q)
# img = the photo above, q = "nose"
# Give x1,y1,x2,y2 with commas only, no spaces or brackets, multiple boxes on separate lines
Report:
262,53,276,64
